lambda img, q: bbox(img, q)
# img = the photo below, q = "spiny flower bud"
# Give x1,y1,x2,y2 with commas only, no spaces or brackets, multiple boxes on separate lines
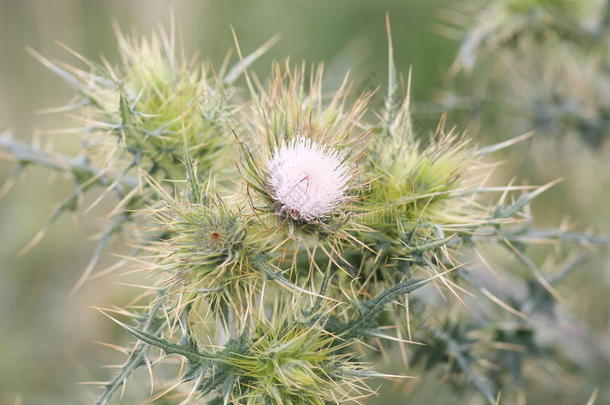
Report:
150,195,259,322
218,313,371,405
268,138,350,221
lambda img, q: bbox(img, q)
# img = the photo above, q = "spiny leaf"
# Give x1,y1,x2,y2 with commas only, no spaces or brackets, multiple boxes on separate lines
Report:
95,292,168,405
494,179,562,219
434,329,496,404
115,318,209,363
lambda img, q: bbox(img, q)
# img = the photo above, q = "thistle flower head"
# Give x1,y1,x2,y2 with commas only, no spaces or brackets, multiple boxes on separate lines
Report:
113,29,234,179
216,305,371,405
350,97,490,288
268,138,351,221
169,202,245,265
366,130,482,230
34,26,236,182
150,192,261,323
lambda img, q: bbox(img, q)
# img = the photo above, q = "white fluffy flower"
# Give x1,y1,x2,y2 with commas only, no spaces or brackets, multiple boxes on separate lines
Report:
268,138,351,221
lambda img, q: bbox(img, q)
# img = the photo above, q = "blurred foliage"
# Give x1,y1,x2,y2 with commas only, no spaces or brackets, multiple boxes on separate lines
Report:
444,0,610,150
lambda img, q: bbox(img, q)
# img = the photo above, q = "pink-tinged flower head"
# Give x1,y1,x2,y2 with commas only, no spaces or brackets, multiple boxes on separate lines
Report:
268,138,350,221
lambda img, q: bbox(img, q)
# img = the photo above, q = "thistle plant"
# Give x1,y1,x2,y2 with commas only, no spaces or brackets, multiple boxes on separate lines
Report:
1,18,609,405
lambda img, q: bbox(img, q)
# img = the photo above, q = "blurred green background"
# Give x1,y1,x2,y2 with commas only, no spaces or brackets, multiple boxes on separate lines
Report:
0,0,608,404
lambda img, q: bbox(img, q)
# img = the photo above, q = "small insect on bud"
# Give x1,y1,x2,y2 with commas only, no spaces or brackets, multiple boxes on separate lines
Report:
268,138,351,221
